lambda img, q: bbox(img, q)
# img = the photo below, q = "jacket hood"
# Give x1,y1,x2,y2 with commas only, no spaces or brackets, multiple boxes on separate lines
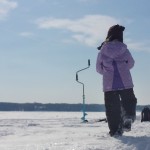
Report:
101,41,127,59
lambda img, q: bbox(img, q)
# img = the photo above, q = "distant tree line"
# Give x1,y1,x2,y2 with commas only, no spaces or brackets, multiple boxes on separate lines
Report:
0,102,148,112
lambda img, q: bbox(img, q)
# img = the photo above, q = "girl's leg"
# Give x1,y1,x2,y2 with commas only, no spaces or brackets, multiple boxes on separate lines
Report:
119,88,137,122
104,91,122,136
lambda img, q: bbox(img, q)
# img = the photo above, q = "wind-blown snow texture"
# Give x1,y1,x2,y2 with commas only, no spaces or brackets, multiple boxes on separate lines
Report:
0,112,149,150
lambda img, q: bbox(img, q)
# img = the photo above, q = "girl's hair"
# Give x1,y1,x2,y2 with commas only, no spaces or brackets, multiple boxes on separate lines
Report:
106,24,125,42
97,24,125,50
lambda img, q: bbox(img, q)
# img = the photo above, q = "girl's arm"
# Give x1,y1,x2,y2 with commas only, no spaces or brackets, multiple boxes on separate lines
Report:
96,52,104,74
125,49,135,69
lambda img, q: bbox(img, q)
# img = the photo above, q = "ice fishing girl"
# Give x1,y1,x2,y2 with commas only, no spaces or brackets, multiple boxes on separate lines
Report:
96,24,137,136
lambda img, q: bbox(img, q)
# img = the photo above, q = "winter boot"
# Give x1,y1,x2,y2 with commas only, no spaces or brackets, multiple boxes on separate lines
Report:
123,118,132,132
109,123,123,137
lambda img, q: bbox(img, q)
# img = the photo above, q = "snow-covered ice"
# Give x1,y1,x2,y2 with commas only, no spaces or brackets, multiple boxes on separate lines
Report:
0,111,150,150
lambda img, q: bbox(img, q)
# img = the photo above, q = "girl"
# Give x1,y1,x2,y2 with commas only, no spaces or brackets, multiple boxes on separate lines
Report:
96,25,137,136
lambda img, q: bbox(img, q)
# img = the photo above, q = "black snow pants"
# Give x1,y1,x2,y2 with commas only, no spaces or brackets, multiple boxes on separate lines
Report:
104,88,137,135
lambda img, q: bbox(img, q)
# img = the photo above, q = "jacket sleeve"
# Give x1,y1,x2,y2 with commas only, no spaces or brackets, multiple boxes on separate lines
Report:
96,52,104,74
125,49,135,69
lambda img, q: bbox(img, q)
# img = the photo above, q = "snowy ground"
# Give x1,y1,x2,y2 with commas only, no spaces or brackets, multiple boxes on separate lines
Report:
0,111,150,150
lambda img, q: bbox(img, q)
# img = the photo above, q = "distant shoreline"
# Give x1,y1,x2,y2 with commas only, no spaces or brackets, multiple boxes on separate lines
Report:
0,102,148,112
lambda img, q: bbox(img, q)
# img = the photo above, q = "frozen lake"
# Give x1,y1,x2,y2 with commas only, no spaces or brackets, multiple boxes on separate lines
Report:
0,111,150,150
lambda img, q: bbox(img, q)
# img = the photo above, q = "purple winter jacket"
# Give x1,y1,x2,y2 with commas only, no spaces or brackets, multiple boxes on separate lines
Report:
96,40,134,92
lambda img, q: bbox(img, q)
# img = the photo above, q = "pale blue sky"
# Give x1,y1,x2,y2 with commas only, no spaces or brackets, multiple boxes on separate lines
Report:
0,0,150,105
